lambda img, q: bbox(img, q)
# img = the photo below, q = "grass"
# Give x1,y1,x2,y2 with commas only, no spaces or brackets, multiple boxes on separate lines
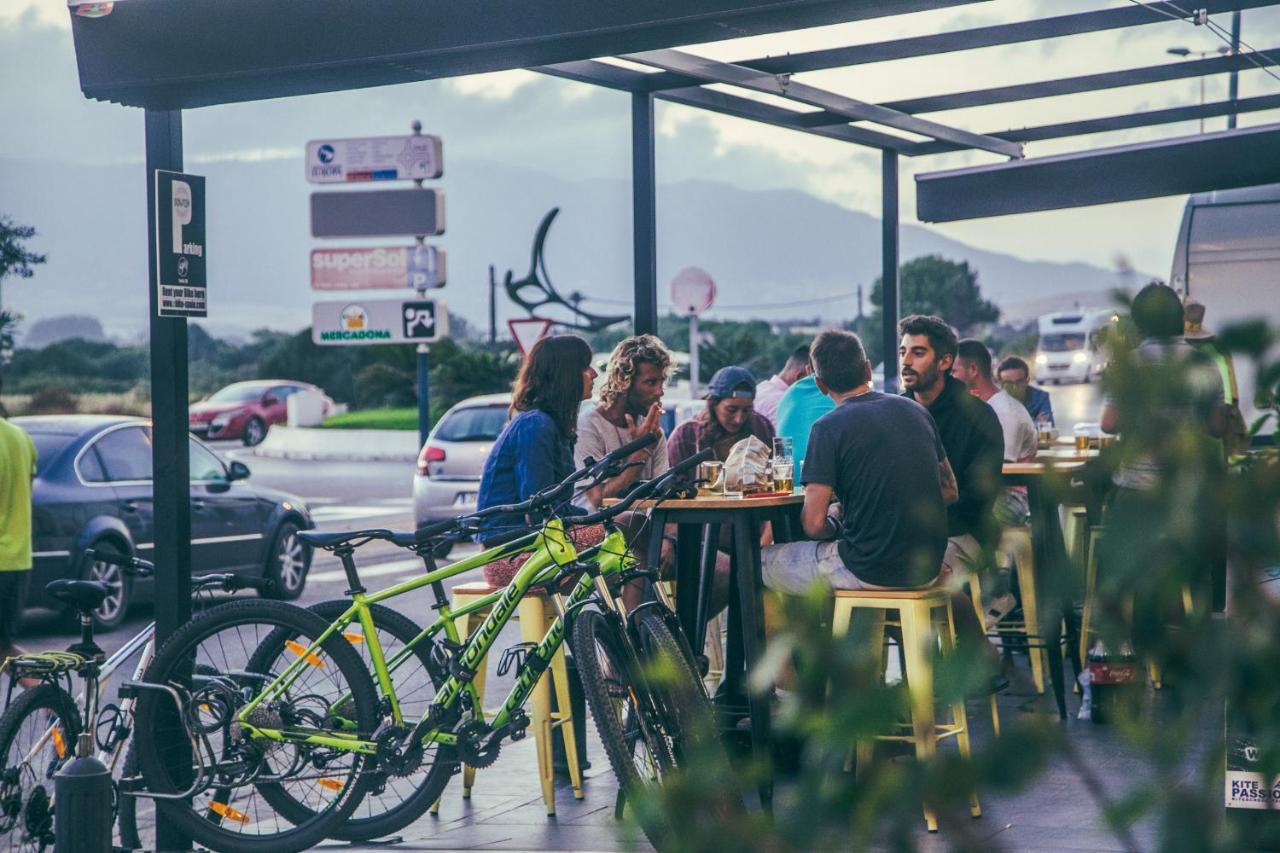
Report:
321,407,419,430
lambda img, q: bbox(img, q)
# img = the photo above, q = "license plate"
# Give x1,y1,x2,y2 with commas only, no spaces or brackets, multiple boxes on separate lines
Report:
453,492,477,507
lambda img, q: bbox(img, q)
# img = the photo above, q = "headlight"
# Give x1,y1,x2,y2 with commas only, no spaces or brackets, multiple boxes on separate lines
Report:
1035,354,1048,365
1073,352,1088,363
210,413,231,428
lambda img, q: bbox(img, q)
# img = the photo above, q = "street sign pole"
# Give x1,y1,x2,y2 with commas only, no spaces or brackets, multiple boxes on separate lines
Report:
688,313,699,399
412,121,431,451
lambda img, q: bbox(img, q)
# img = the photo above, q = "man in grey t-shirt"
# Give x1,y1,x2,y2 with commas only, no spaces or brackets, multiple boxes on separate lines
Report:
575,335,672,511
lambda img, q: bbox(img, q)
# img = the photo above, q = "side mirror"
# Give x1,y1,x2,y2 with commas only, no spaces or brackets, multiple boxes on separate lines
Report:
227,460,251,481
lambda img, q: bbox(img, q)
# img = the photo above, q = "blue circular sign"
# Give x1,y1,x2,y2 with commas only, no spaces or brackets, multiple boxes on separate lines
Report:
317,144,336,164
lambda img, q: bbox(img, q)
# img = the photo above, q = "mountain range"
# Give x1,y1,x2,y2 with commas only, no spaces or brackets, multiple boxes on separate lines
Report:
0,154,1144,345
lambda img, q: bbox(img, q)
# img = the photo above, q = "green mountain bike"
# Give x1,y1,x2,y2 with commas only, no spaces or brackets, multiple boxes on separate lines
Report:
129,436,727,852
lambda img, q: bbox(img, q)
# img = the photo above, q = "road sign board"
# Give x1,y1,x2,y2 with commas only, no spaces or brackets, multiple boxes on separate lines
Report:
306,135,443,184
508,317,553,356
312,297,448,346
310,245,446,290
154,170,207,318
311,189,445,238
671,267,715,316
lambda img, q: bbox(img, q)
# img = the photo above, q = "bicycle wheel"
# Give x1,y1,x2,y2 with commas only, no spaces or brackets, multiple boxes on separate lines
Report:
116,740,150,851
0,682,82,852
133,599,379,853
571,609,676,838
253,600,456,842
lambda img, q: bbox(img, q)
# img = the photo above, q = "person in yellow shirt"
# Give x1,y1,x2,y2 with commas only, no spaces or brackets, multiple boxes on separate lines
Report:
0,383,37,662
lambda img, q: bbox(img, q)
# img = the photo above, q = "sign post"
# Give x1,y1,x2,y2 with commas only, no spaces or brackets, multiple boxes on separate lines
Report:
670,267,716,398
307,121,447,451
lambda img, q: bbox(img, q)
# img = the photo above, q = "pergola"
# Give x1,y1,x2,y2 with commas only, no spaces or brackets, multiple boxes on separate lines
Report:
68,0,1280,685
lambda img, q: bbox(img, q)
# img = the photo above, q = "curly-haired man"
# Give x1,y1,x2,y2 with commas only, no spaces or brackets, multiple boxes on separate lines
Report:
575,334,673,511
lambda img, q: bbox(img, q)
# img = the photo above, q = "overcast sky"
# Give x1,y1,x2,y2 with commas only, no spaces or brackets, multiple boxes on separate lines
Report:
4,0,1280,280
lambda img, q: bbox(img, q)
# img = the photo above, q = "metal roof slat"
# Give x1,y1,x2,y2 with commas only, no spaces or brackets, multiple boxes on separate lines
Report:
624,48,1023,157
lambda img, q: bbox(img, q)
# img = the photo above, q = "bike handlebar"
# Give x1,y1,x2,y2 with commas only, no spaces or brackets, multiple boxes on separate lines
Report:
85,550,273,595
413,430,660,544
566,447,715,527
87,549,154,578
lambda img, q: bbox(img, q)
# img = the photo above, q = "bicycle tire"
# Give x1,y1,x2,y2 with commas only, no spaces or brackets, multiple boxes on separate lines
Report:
570,608,677,845
133,599,379,853
116,740,147,851
0,682,82,852
253,600,456,842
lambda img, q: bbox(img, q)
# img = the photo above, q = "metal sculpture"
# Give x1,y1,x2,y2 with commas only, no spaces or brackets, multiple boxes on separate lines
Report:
497,208,628,332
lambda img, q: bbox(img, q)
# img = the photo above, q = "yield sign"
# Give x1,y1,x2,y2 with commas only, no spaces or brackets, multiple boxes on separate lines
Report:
508,317,553,355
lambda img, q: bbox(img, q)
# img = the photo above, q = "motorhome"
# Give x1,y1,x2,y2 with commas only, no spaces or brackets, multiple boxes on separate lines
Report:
1170,183,1280,437
1035,310,1114,384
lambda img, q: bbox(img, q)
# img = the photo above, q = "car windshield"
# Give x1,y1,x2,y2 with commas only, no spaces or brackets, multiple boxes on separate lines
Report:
1041,333,1086,352
207,385,267,403
434,405,508,442
28,432,76,476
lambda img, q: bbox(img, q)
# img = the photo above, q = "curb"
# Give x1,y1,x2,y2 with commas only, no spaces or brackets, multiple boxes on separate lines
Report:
254,426,419,462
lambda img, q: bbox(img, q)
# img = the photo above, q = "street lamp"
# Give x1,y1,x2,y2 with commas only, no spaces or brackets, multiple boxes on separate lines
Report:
1167,45,1231,133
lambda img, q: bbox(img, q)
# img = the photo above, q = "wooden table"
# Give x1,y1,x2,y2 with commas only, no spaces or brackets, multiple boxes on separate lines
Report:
614,491,804,808
1002,458,1088,719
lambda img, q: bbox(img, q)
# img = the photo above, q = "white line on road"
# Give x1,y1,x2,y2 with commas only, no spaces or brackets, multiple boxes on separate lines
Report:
310,558,424,584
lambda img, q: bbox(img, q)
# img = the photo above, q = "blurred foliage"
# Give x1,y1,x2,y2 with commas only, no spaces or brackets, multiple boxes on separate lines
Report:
640,306,1280,851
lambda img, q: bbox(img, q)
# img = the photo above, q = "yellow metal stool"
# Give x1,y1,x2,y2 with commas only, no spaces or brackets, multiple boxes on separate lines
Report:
993,527,1049,695
433,581,584,816
832,588,983,832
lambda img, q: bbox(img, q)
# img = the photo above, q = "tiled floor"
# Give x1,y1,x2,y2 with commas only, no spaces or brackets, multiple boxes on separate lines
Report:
313,669,1232,852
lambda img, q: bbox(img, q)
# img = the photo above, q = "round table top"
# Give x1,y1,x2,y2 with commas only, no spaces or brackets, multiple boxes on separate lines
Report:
603,491,805,510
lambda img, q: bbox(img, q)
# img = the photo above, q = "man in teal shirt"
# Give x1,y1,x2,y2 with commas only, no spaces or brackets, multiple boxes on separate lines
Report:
0,386,37,662
775,370,835,476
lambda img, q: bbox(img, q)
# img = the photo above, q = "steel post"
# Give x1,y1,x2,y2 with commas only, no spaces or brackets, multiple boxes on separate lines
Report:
631,91,658,336
880,150,900,394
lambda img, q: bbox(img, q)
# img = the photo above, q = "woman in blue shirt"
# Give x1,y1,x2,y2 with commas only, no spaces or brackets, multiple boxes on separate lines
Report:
476,334,601,585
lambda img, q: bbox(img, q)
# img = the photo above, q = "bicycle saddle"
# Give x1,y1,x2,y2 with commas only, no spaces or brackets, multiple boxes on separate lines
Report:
298,528,417,550
45,579,111,613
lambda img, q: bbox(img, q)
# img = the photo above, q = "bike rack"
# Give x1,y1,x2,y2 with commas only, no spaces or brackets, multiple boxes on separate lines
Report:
116,681,211,801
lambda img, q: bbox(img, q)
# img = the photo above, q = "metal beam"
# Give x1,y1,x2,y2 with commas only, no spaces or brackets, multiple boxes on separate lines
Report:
910,92,1280,154
638,0,1274,90
878,48,1280,115
880,151,900,394
537,59,644,92
631,92,658,336
624,48,1023,158
916,122,1280,221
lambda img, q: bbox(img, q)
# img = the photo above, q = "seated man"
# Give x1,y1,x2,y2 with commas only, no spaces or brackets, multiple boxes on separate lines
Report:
761,329,956,594
774,353,835,479
997,355,1054,427
754,344,813,426
954,339,1037,527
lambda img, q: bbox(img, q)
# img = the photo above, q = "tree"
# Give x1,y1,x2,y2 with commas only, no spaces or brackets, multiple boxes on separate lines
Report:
0,216,48,370
866,255,1000,365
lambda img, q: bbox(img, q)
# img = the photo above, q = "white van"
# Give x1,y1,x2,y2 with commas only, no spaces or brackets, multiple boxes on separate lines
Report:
1170,183,1280,436
1035,310,1114,384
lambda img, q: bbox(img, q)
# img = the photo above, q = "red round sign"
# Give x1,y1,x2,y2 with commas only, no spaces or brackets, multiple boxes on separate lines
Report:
670,267,716,316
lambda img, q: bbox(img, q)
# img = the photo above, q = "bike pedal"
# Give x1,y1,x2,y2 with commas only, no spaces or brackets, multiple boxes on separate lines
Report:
496,643,537,677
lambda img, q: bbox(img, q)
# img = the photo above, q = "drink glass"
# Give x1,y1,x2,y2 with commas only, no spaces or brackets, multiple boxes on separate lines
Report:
772,436,794,464
772,461,794,493
1073,424,1092,453
696,461,724,496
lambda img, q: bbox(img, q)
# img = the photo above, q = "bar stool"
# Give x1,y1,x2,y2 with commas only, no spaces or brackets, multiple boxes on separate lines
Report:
434,581,584,815
993,527,1048,695
831,588,982,832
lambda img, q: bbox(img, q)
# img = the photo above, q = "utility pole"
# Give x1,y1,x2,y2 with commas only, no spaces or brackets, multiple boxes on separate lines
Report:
488,265,497,345
412,120,431,451
1228,11,1242,129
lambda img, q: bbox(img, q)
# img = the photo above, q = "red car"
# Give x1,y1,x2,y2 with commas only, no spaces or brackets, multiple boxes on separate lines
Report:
189,381,333,446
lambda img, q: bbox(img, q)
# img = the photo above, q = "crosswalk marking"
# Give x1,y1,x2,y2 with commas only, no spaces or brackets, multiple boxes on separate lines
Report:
308,499,413,524
310,558,425,584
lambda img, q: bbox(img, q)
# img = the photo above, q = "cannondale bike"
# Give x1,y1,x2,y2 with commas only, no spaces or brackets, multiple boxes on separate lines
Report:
128,435,730,852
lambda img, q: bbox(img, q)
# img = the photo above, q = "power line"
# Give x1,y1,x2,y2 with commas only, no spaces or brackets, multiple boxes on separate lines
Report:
582,292,859,311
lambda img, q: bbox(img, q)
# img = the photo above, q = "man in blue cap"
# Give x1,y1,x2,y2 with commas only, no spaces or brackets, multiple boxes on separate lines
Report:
668,365,775,467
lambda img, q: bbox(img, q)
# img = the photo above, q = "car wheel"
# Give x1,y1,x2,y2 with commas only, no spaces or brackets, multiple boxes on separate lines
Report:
80,542,132,631
242,416,267,447
263,521,310,600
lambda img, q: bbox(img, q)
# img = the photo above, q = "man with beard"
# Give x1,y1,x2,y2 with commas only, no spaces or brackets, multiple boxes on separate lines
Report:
576,334,672,511
900,317,1006,687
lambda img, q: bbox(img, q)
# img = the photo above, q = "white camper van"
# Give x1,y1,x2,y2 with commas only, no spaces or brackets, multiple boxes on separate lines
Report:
1035,310,1113,384
1170,183,1280,437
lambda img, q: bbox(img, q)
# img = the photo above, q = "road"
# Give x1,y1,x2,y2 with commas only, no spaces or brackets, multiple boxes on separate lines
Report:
1041,379,1105,435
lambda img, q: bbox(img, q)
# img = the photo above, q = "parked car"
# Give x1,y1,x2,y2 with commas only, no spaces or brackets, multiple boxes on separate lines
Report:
17,415,315,630
189,380,333,446
413,394,510,556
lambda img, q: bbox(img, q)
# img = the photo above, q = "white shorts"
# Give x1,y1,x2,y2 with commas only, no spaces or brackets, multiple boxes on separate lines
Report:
761,540,888,596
